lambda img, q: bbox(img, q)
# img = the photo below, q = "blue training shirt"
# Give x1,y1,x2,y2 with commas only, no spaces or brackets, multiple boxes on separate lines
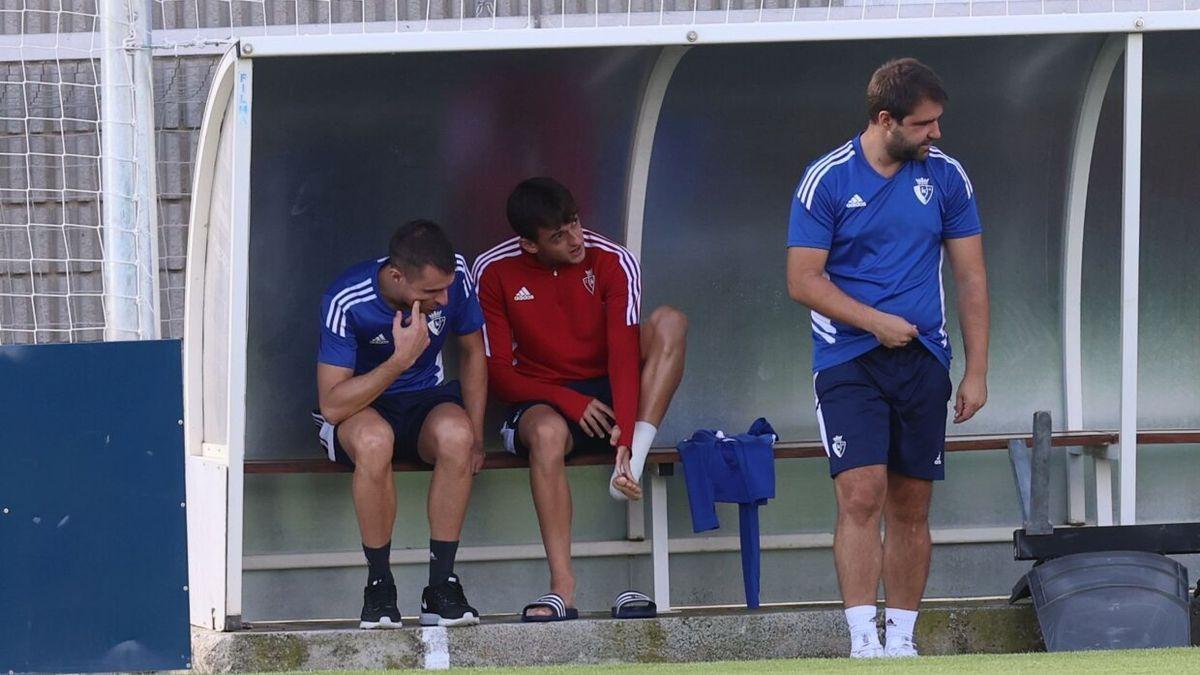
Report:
318,255,484,395
787,135,982,372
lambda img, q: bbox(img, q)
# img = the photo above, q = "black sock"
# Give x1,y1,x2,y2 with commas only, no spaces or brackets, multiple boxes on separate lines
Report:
363,541,393,586
429,539,459,587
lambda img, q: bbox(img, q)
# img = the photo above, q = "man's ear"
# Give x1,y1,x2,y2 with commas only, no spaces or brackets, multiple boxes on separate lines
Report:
518,238,538,255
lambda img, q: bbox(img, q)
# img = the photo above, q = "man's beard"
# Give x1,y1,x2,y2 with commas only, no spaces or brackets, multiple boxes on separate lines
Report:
886,133,928,162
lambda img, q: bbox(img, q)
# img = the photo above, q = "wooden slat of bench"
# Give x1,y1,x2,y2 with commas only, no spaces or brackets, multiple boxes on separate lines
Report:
242,429,1174,474
1136,429,1200,445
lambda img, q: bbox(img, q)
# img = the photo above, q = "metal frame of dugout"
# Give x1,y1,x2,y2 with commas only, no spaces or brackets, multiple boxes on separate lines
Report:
183,12,1200,630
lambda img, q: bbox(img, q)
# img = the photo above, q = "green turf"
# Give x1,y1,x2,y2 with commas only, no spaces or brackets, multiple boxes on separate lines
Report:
285,647,1200,674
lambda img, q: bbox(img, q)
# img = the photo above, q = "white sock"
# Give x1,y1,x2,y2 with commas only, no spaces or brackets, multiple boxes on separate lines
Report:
884,607,918,643
609,421,657,500
845,605,881,645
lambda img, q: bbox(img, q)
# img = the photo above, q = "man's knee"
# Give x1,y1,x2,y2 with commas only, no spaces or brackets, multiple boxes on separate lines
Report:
648,305,689,345
887,488,932,526
836,472,887,524
426,409,474,468
523,414,570,468
345,423,394,474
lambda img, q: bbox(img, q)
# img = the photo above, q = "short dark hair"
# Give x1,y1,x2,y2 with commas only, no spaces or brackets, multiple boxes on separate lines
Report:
387,219,456,275
866,58,948,123
505,177,579,241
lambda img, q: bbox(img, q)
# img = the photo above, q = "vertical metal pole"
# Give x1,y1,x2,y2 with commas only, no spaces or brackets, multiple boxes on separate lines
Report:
132,0,160,339
101,0,158,340
1118,33,1142,526
1028,412,1053,535
100,0,138,340
650,466,671,612
1094,450,1115,526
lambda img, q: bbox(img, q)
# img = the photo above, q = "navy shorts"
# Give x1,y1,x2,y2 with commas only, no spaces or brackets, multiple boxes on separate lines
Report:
501,377,614,458
814,343,952,481
317,380,464,467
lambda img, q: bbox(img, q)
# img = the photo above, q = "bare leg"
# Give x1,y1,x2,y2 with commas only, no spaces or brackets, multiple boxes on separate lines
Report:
416,402,476,541
338,408,397,548
636,306,688,426
609,306,688,500
882,472,933,610
833,465,888,608
520,404,576,617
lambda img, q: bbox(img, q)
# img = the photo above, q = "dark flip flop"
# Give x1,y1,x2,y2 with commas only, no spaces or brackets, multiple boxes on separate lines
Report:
611,590,657,619
521,593,579,622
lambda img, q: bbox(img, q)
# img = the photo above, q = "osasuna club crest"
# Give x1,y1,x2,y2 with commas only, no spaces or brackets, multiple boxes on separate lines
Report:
913,177,934,205
831,435,847,458
583,268,596,295
427,309,446,336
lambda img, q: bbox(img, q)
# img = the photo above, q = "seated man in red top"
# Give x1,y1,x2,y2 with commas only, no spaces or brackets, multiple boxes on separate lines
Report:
472,177,687,620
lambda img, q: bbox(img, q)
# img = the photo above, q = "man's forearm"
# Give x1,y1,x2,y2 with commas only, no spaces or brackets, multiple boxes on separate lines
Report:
791,272,884,334
460,350,487,443
957,276,990,376
321,357,411,424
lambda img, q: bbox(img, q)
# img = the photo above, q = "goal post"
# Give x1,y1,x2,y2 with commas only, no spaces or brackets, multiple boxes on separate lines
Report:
100,0,160,341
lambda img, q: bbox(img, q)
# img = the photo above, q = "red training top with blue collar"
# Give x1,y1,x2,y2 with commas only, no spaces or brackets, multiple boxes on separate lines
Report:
472,229,641,442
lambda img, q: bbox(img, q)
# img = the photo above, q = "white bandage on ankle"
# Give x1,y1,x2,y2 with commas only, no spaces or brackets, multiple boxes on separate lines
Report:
609,421,658,501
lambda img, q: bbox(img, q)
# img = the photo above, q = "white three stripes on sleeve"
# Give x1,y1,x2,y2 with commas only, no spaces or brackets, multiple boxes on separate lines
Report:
454,253,475,296
797,141,854,209
929,148,974,199
583,231,641,326
325,277,376,338
471,237,522,285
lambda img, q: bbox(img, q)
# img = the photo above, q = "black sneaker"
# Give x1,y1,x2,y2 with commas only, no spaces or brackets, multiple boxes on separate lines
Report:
420,574,480,627
360,579,402,629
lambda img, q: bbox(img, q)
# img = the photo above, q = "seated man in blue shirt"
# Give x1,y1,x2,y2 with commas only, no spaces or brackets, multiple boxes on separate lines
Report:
786,58,990,658
313,220,487,628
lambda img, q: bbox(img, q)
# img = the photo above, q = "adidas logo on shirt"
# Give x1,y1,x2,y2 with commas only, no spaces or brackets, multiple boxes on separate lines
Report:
369,333,388,345
846,194,867,208
514,287,535,302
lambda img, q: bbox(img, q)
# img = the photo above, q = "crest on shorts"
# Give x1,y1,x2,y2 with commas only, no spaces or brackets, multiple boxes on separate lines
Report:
914,177,934,205
583,268,596,295
427,309,446,336
832,435,847,458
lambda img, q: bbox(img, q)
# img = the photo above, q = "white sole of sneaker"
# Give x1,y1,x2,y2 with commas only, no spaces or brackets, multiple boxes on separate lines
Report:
360,618,403,629
419,612,480,627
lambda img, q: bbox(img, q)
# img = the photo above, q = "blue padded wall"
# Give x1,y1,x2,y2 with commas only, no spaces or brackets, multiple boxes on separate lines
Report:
0,340,189,672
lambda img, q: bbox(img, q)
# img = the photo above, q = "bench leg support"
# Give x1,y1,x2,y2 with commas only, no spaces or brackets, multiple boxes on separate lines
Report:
650,467,671,612
1095,454,1114,526
1066,447,1086,526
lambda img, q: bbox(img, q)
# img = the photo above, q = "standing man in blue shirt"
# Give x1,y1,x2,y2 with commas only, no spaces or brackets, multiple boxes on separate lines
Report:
314,219,487,629
786,58,990,658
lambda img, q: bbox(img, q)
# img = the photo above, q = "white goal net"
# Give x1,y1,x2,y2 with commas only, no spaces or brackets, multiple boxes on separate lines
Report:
1,0,158,345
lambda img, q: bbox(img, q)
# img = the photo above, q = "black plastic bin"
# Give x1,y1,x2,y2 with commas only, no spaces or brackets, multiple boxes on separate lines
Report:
1024,550,1190,651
